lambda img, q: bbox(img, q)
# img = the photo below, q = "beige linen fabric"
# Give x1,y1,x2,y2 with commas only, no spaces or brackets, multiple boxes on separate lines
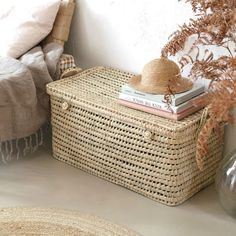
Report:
0,43,63,141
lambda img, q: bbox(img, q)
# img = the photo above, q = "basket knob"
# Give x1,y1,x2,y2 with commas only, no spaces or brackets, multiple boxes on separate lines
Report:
62,101,70,110
143,130,153,141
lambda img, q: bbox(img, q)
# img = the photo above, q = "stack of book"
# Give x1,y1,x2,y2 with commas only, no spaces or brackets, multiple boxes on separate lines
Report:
118,83,205,121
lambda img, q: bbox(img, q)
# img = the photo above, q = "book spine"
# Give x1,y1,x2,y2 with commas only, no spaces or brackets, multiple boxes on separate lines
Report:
121,86,169,104
117,99,178,120
117,99,204,121
119,93,170,112
122,84,204,106
119,93,191,113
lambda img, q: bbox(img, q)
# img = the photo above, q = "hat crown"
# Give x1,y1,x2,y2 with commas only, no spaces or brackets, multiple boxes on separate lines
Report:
141,58,181,87
129,57,193,95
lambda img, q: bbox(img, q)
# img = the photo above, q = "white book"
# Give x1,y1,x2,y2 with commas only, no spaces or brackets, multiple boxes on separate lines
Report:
119,92,201,113
121,83,205,106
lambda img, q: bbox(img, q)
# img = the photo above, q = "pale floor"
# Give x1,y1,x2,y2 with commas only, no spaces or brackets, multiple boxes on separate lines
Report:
0,147,235,236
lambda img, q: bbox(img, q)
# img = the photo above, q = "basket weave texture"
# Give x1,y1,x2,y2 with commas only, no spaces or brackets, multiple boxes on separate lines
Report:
43,0,75,46
46,67,223,206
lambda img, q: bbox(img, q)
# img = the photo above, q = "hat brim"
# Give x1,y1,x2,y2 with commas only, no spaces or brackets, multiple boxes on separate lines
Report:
129,75,193,95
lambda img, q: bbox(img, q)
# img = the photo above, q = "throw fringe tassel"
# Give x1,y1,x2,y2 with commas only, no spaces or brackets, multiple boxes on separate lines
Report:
0,124,48,164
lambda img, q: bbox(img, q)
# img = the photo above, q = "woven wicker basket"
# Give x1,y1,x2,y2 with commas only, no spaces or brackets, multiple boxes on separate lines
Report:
43,0,75,46
46,67,223,206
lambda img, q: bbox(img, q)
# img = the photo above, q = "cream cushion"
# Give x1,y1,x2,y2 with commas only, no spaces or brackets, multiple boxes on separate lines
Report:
0,0,61,58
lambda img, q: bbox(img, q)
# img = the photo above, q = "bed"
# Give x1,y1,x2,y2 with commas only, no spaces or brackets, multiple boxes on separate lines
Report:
0,0,76,163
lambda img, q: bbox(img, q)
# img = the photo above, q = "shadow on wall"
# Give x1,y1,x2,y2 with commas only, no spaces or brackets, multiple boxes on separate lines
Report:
65,0,138,70
64,0,193,73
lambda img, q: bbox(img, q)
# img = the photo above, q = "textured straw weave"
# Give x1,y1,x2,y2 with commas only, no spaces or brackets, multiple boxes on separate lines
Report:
43,0,75,46
46,67,223,206
0,208,140,235
130,58,193,94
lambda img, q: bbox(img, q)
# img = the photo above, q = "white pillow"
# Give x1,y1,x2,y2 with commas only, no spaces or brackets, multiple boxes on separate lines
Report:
0,0,61,58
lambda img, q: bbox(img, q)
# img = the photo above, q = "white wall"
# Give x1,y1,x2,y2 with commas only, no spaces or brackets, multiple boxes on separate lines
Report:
65,0,236,156
65,0,193,72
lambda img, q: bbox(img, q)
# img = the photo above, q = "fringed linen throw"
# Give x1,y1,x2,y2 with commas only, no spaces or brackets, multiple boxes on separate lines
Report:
0,43,63,162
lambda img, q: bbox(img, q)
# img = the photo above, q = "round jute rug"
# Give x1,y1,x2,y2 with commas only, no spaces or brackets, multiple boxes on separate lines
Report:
0,208,141,235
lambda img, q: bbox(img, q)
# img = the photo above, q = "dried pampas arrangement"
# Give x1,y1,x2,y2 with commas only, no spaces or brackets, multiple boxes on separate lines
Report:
161,0,236,169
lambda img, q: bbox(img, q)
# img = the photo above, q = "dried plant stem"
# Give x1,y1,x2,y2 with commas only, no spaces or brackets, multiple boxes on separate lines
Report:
161,0,236,169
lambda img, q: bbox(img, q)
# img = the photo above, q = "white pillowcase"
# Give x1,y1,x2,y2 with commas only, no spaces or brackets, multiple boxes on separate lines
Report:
0,0,61,58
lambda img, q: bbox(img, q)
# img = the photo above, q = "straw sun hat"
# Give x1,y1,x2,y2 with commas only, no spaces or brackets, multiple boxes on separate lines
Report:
129,57,193,94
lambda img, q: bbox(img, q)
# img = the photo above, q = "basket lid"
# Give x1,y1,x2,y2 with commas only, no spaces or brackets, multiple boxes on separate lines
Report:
46,66,203,134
